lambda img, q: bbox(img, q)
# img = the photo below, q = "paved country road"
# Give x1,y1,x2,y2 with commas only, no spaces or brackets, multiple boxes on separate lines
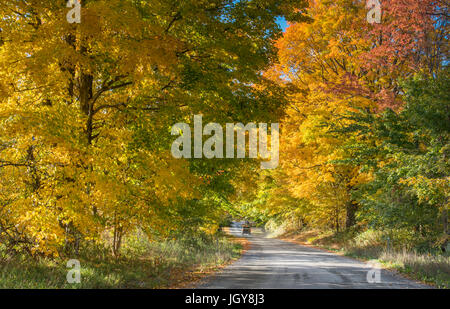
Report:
197,223,428,289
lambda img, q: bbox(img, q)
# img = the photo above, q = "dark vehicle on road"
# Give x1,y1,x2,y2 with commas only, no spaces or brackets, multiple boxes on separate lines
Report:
242,221,251,235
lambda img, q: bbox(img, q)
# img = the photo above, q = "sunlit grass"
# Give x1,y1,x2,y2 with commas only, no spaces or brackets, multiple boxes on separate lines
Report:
0,233,242,289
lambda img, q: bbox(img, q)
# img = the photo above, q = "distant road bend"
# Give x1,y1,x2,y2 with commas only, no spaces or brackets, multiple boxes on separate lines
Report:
198,222,428,289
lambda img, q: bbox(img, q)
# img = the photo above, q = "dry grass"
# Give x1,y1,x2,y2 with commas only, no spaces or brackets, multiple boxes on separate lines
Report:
0,233,244,289
378,250,450,288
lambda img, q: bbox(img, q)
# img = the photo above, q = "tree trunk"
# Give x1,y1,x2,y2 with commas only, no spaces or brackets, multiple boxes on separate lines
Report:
112,225,123,257
443,206,449,251
335,208,340,233
345,200,358,229
444,207,448,235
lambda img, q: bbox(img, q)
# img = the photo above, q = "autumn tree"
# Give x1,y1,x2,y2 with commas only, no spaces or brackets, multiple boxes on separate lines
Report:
246,0,449,252
0,0,306,256
263,0,375,231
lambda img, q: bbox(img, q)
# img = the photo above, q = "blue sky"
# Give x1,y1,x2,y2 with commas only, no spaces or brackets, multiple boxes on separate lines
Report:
276,16,288,32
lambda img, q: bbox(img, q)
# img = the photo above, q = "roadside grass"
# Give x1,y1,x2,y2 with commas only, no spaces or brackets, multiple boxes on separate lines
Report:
0,233,243,289
378,250,450,289
278,229,450,289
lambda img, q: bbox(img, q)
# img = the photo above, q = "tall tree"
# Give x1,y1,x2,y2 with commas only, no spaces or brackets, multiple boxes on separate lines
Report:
0,0,306,255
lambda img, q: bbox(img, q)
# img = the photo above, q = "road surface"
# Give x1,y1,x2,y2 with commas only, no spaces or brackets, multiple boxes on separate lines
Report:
198,223,428,289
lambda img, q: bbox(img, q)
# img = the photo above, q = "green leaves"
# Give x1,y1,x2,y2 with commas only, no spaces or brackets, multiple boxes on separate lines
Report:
345,70,450,241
